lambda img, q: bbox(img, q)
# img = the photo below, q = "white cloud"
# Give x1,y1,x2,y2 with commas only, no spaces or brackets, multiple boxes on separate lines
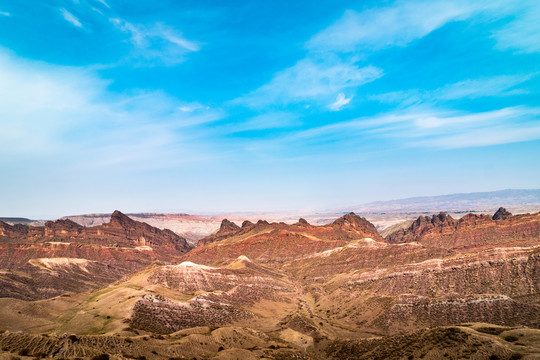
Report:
492,2,540,54
178,103,206,112
291,106,540,149
0,49,221,169
438,75,533,99
0,11,10,17
328,93,352,111
307,1,480,53
415,124,540,148
111,18,200,65
237,57,382,108
371,74,535,105
236,112,299,132
60,8,83,28
95,0,110,8
306,0,540,55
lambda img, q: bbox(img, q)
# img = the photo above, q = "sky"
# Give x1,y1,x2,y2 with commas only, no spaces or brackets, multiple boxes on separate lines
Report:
0,0,539,219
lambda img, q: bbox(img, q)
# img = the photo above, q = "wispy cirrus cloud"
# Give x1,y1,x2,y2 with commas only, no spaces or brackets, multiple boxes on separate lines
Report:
0,49,221,169
95,0,110,9
307,1,481,53
492,2,540,54
307,0,540,55
236,57,382,109
0,11,10,17
234,0,489,112
60,8,83,28
111,18,200,65
291,106,540,149
371,74,536,106
233,112,300,132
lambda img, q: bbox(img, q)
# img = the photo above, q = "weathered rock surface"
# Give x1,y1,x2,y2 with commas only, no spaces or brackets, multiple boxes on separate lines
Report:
386,209,540,249
197,219,241,246
0,207,539,360
130,256,294,334
0,211,191,300
493,206,513,220
186,212,384,266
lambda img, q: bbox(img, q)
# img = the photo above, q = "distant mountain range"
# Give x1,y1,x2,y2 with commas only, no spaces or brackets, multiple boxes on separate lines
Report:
4,189,539,244
345,189,540,214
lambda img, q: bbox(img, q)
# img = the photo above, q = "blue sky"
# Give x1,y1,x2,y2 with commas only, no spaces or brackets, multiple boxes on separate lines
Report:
1,0,539,218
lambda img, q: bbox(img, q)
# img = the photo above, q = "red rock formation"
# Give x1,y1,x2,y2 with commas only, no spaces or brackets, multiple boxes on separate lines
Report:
386,212,457,244
198,219,241,246
1,210,191,255
492,207,513,220
0,211,192,300
331,212,384,241
184,213,385,266
386,209,540,249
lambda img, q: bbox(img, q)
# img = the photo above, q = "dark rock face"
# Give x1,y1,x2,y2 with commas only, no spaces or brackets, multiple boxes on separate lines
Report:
44,219,83,237
185,212,386,266
386,212,456,244
0,210,191,255
198,219,241,246
94,210,191,254
131,294,254,334
386,209,539,248
220,219,241,233
332,212,385,241
0,211,192,300
241,220,254,229
493,207,513,220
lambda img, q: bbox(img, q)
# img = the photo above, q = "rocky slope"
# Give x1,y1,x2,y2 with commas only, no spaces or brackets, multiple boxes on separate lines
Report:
0,207,539,359
386,208,540,249
0,211,191,300
63,212,221,245
1,324,538,360
130,256,295,334
197,219,241,246
187,212,384,266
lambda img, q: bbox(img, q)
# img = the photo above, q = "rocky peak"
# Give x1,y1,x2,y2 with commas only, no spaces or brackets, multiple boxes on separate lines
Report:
296,218,310,226
333,212,367,229
0,221,30,238
44,219,83,237
109,210,136,227
432,212,455,225
217,219,240,236
196,219,242,247
45,219,83,230
388,212,456,244
332,212,382,240
493,207,513,221
458,213,492,227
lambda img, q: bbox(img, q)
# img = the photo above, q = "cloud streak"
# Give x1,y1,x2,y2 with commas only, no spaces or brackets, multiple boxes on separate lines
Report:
0,49,221,170
60,8,83,28
111,18,200,65
290,106,540,149
492,2,540,54
237,57,382,109
371,74,536,106
307,1,480,53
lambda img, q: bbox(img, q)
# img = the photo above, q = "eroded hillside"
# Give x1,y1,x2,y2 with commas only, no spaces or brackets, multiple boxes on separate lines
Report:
0,208,539,359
